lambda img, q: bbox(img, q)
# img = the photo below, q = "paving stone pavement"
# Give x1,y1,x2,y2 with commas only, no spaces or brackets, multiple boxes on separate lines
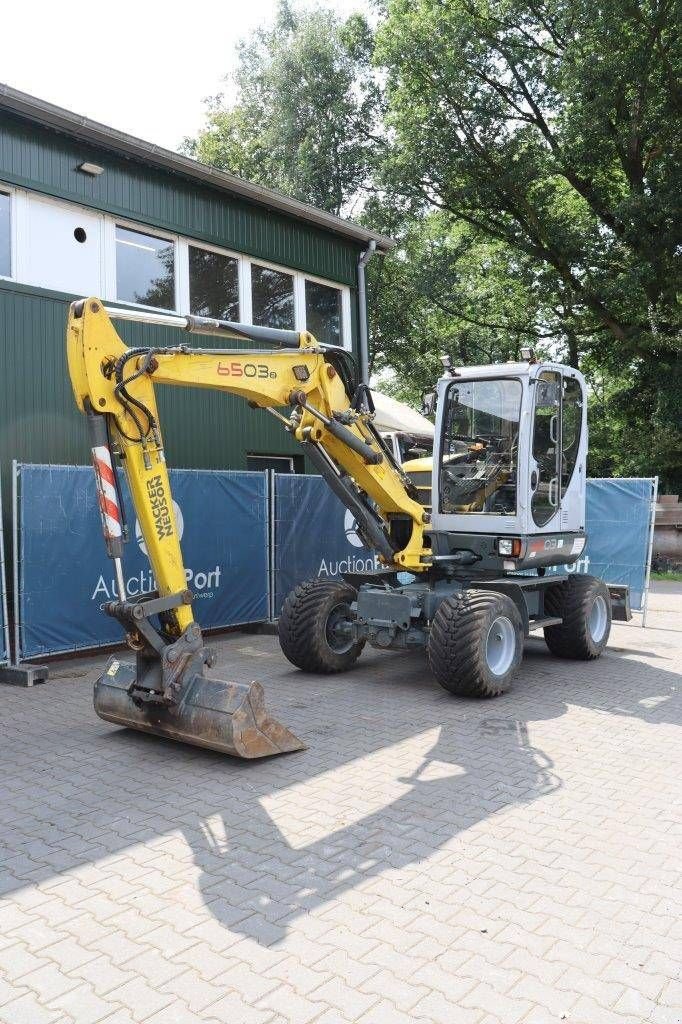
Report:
0,586,680,1024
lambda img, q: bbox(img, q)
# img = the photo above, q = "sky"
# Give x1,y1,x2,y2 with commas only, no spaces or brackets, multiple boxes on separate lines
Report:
0,0,371,151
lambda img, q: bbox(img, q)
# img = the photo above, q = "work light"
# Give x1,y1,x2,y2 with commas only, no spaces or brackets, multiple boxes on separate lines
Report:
497,537,522,557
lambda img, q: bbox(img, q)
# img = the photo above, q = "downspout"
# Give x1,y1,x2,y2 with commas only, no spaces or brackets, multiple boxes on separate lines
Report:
357,240,377,385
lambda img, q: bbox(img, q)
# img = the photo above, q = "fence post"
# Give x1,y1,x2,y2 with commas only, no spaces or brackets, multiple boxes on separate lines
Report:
0,473,10,663
0,460,49,686
641,475,659,628
12,459,19,662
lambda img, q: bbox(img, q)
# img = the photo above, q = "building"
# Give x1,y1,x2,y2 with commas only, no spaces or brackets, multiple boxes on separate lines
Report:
0,84,393,507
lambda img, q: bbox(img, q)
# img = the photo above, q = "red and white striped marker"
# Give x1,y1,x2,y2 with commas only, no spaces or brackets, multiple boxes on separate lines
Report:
92,444,122,542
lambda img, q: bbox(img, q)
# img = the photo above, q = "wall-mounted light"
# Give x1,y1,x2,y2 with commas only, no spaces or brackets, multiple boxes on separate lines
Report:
77,162,104,176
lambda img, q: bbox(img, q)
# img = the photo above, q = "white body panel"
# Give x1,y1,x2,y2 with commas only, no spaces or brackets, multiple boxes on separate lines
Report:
431,362,587,537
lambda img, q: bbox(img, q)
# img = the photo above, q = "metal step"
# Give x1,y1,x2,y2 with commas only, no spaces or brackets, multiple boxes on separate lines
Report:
528,616,563,631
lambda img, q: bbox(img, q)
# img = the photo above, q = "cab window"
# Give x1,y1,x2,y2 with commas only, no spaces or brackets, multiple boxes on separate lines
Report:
561,376,583,497
439,379,521,515
531,371,560,526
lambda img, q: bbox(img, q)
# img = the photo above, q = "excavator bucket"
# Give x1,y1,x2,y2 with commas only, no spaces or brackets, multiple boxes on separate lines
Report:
94,658,305,759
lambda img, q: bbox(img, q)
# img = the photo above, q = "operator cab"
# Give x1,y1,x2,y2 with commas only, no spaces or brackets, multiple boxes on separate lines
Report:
429,360,587,572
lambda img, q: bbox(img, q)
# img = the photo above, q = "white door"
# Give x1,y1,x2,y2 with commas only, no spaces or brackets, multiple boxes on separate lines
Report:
25,195,103,296
559,374,586,532
530,370,561,531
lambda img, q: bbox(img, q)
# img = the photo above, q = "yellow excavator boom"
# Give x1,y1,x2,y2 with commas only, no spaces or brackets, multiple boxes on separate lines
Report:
67,299,430,758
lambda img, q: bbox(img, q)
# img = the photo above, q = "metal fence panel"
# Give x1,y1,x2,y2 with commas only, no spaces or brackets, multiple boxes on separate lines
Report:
16,468,656,658
17,464,269,659
272,475,656,616
582,477,656,612
272,473,378,616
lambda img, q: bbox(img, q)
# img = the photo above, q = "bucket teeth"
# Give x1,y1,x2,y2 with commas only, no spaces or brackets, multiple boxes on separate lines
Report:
94,657,305,758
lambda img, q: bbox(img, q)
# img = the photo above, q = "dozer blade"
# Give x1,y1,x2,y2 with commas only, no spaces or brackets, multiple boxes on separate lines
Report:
94,658,305,759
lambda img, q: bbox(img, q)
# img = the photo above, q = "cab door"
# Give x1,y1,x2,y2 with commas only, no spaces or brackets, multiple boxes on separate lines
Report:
530,370,561,529
529,369,587,533
558,374,586,532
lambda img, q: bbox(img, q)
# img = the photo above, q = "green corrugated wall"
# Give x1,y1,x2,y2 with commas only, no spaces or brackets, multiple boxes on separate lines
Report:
0,112,365,532
0,111,363,285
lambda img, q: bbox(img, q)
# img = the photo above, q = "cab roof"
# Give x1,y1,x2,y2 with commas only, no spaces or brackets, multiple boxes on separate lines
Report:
437,361,583,386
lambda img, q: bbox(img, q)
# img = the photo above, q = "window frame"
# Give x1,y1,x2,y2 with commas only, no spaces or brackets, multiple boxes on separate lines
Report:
437,375,524,517
246,453,299,474
22,190,106,296
560,374,584,499
530,370,562,527
107,217,180,314
0,186,353,352
183,238,243,323
0,181,21,283
249,257,298,333
302,271,351,350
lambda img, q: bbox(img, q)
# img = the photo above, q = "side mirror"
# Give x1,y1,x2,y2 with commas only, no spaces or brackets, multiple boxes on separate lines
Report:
421,390,437,417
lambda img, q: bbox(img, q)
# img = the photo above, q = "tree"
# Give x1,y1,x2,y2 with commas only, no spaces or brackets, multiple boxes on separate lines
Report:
185,0,681,488
184,1,381,216
366,210,553,404
376,0,681,485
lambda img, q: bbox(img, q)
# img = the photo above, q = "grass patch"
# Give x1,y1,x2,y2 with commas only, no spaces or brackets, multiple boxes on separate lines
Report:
651,570,682,582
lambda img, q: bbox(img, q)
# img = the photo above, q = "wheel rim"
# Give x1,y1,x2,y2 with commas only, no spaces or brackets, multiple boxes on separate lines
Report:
485,615,516,676
589,594,608,643
325,602,354,654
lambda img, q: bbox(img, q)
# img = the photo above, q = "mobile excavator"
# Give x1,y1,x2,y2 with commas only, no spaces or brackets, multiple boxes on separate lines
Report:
67,299,627,760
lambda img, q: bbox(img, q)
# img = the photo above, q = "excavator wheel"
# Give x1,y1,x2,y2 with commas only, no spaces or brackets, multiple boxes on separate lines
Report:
543,575,611,659
278,578,365,673
428,590,523,698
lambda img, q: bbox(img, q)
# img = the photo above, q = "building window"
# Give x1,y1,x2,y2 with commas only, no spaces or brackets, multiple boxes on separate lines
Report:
25,194,103,297
116,225,175,309
0,192,10,278
251,263,295,329
305,279,343,346
188,245,239,321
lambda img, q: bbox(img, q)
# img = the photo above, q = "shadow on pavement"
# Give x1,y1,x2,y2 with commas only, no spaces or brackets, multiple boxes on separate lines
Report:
177,637,680,945
0,632,679,948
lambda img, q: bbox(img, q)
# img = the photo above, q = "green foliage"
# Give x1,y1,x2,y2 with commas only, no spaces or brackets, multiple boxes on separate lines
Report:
366,210,554,403
185,0,681,488
184,1,381,215
583,351,682,482
377,0,680,353
375,0,681,487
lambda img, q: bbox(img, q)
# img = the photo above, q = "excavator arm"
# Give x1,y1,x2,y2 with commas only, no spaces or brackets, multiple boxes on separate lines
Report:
67,298,430,759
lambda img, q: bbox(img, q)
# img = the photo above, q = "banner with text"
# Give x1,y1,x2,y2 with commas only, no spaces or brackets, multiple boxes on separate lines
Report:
579,477,654,610
17,465,269,658
273,473,378,615
273,475,654,614
518,477,654,611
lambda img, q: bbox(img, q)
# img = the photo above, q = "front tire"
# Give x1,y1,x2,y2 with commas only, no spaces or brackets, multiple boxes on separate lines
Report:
543,575,611,659
428,590,523,698
278,578,365,673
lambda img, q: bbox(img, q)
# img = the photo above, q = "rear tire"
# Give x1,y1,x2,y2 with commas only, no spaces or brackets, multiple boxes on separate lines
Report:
543,575,611,659
278,578,365,673
428,590,523,698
